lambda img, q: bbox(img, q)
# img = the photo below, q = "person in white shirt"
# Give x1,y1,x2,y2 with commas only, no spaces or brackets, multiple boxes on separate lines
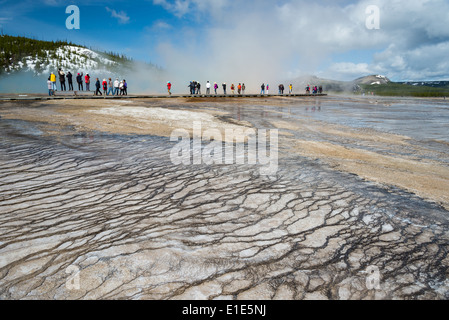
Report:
47,77,54,96
114,78,120,96
206,81,211,95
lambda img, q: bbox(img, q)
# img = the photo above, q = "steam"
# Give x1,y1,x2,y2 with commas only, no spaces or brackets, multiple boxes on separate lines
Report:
3,0,448,94
0,0,368,95
153,2,295,93
0,64,166,95
0,71,48,94
149,0,369,93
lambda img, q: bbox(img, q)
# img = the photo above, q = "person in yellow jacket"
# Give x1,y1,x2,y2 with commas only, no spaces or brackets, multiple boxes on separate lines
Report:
50,72,57,91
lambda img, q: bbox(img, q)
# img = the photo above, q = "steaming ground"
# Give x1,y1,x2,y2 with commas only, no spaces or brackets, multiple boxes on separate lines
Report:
0,95,448,300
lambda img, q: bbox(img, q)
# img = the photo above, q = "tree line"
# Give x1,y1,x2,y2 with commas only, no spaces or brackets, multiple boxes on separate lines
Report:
0,34,133,75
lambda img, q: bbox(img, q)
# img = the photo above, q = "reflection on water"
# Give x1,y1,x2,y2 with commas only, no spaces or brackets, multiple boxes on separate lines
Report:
0,98,449,300
297,100,449,143
213,98,449,143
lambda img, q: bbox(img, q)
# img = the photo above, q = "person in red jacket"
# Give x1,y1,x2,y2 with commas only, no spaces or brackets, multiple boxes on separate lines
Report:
102,79,108,95
85,73,91,91
167,81,172,95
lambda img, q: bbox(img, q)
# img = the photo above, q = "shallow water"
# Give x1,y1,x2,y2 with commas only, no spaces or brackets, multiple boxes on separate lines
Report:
206,97,449,143
0,97,448,300
299,100,449,143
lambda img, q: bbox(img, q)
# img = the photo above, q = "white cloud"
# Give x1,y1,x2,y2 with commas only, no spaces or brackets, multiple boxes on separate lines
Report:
105,7,130,25
326,62,374,80
152,0,191,17
152,20,173,30
152,0,449,82
0,17,12,26
152,0,228,18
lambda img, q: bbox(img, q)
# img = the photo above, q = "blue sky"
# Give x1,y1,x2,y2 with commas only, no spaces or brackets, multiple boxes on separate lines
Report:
1,0,449,82
0,1,181,65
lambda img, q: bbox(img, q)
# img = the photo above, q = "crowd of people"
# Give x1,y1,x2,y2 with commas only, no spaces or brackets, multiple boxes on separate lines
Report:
168,81,324,96
306,84,323,94
46,71,324,97
46,68,128,96
181,81,248,96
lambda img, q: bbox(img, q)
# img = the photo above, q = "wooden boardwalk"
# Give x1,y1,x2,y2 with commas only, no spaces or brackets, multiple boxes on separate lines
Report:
0,92,327,101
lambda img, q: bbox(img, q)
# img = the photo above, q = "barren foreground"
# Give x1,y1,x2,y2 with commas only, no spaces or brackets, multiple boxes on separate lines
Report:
0,96,448,300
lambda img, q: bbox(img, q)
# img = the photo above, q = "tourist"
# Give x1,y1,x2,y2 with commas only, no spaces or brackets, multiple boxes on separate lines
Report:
289,84,293,94
196,82,201,95
231,84,235,95
107,78,114,95
214,82,218,94
167,81,172,95
261,83,265,95
119,80,125,95
94,78,102,96
85,73,91,91
222,83,227,95
189,81,195,95
206,81,211,95
102,79,108,95
242,83,246,95
47,77,54,96
58,69,66,91
50,72,57,91
266,84,269,95
238,83,242,95
67,72,73,91
123,80,128,95
114,78,120,95
76,73,84,91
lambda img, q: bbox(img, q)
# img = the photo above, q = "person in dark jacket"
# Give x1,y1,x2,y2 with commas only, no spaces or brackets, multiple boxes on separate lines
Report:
76,73,84,91
67,72,73,91
58,69,66,91
188,81,195,95
123,80,128,95
94,78,102,96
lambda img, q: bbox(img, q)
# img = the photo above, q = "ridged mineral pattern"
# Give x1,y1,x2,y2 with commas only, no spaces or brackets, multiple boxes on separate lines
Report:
0,98,448,300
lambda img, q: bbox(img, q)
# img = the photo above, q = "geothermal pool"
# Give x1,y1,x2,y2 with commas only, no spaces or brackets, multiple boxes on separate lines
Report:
0,96,448,300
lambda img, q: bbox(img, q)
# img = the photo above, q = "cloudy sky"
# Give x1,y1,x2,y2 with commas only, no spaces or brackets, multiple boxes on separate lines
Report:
1,0,449,82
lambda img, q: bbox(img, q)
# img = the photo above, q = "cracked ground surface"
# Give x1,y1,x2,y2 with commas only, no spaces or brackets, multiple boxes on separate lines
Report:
0,96,448,300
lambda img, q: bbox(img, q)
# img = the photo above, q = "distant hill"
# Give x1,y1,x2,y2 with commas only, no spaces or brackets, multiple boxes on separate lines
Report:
287,74,449,96
0,34,140,76
353,75,391,85
0,34,164,93
288,75,350,93
397,81,449,88
287,74,391,93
